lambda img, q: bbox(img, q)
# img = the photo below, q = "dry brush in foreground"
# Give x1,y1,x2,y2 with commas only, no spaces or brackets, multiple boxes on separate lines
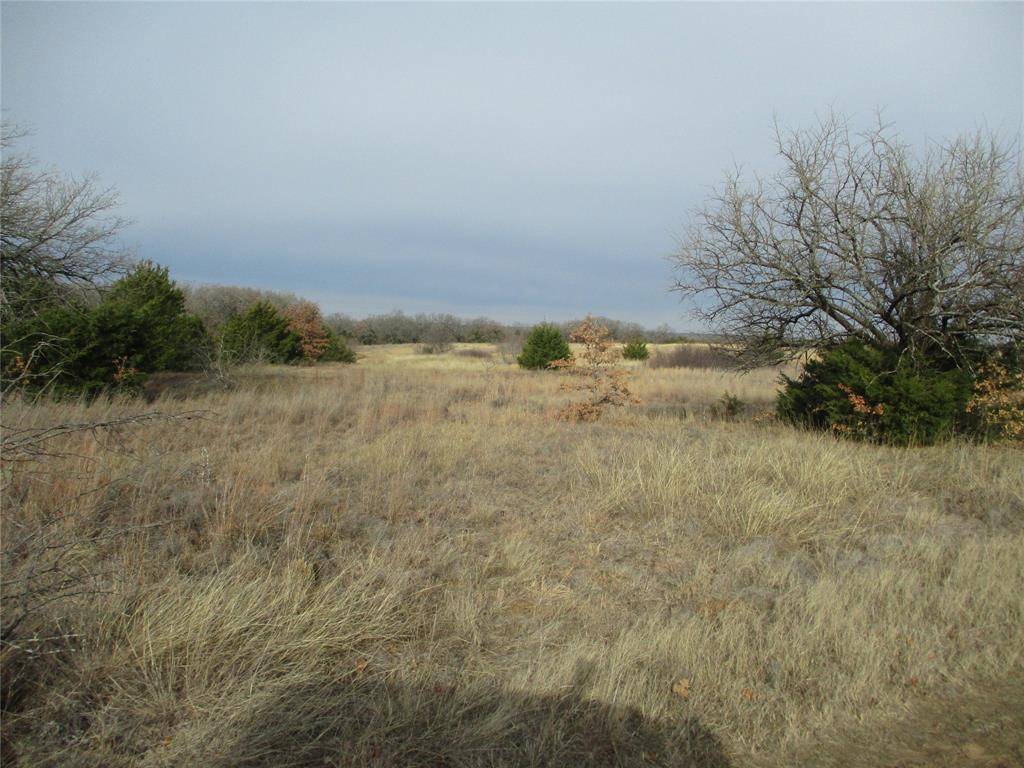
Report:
2,348,1022,767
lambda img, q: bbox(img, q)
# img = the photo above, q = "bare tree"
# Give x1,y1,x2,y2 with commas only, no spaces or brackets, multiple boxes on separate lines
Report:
671,112,1024,366
420,314,459,353
1,123,134,396
1,122,131,316
181,283,300,332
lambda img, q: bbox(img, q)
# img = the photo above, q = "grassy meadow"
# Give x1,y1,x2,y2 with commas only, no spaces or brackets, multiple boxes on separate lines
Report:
3,343,1023,767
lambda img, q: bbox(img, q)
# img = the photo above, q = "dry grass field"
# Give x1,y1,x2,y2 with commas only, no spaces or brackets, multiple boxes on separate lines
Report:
3,343,1023,767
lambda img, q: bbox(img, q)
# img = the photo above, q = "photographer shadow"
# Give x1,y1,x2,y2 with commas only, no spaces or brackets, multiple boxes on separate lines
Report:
206,676,732,768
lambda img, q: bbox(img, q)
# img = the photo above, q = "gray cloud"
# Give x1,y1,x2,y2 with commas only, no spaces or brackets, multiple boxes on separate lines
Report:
3,1,1021,326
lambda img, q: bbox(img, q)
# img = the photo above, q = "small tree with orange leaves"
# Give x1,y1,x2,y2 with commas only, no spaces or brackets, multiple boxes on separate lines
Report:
966,360,1024,441
551,315,639,422
283,301,332,364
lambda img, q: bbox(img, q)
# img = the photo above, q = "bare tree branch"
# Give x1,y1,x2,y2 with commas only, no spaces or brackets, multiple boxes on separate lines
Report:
1,121,132,317
672,111,1024,366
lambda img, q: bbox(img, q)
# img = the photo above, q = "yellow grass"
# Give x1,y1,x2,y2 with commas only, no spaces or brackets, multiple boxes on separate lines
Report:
2,346,1022,767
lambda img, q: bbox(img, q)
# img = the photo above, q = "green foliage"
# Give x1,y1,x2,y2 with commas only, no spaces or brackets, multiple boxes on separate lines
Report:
220,302,301,364
319,333,357,363
517,323,571,370
2,262,206,396
622,339,649,360
102,262,206,372
355,325,378,345
712,392,746,421
777,340,974,445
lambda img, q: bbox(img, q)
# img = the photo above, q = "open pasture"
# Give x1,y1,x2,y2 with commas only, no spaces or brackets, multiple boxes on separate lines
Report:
3,346,1022,767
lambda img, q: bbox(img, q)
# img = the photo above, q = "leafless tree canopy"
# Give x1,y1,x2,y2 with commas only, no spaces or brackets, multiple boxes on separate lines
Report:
1,122,131,315
181,283,300,332
672,113,1024,365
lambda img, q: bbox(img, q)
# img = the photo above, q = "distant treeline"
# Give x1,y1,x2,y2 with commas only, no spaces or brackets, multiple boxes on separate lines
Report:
182,284,695,346
329,313,696,345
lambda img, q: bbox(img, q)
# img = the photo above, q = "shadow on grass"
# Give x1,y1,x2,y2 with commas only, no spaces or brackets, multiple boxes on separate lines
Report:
194,678,731,768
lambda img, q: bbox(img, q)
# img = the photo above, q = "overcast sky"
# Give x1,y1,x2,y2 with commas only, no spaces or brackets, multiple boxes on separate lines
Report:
3,2,1021,327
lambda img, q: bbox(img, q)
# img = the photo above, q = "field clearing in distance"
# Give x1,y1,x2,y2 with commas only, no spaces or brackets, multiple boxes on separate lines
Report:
3,344,1022,767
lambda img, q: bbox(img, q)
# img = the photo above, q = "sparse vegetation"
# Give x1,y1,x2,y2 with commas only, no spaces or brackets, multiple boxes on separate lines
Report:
2,349,1021,767
2,110,1021,768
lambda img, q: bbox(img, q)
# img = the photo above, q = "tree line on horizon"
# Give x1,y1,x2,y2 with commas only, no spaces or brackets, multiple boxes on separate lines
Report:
180,284,694,348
